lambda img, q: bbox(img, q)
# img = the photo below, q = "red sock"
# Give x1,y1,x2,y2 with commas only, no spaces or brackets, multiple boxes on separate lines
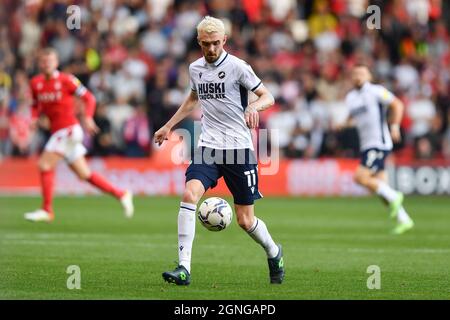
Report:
87,172,125,199
41,170,55,215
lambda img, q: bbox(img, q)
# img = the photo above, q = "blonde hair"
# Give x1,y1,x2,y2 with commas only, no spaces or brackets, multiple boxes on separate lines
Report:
40,47,58,57
196,16,226,35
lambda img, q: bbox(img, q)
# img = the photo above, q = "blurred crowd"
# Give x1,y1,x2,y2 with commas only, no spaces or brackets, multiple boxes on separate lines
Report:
0,0,449,160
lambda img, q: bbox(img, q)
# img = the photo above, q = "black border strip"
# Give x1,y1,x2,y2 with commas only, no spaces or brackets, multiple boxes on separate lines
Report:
180,205,196,212
251,81,262,92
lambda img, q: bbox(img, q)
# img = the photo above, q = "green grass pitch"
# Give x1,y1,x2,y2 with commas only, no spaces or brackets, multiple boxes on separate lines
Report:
1,195,449,299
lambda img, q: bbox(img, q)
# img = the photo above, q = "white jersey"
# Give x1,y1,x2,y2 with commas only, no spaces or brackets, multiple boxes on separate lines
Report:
189,50,262,150
345,82,395,152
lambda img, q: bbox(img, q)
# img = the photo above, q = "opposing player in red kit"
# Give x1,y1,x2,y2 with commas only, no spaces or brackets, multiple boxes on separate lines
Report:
24,48,134,222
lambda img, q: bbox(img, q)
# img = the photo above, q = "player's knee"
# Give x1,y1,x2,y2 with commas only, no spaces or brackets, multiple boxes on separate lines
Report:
38,159,53,172
354,171,368,186
236,212,253,230
182,189,201,205
238,218,253,231
75,170,91,181
353,173,363,185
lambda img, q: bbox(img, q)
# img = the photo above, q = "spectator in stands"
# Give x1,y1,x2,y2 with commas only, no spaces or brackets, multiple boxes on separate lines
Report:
0,62,11,158
415,136,436,160
434,80,450,136
307,0,338,39
0,98,9,158
0,0,449,161
123,102,150,157
51,21,77,67
443,127,450,160
106,97,135,151
9,103,32,157
285,104,314,158
91,103,120,157
407,92,437,140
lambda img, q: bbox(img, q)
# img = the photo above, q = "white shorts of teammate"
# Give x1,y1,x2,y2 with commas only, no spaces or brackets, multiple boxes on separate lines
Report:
44,124,87,163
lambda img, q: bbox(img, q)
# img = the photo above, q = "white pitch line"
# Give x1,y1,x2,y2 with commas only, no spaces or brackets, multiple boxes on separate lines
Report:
1,239,450,255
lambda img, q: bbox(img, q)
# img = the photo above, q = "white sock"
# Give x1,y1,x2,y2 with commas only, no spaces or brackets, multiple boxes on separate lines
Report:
376,181,399,203
397,206,412,224
247,217,279,258
178,202,196,273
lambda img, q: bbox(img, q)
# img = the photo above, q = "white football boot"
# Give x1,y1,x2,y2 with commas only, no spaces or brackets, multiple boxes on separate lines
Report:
24,209,54,222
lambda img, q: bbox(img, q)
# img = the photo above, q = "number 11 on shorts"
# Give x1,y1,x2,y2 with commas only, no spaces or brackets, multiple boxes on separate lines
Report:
244,169,256,193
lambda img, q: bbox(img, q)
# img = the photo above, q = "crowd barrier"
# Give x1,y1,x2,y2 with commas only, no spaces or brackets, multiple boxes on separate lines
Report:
1,155,449,196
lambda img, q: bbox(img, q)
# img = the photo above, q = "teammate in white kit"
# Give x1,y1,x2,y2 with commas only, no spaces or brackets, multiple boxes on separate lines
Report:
154,16,284,285
343,65,414,234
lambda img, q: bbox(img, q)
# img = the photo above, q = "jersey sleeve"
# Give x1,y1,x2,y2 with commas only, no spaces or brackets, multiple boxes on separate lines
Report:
238,60,262,92
65,74,88,97
64,74,96,117
374,85,395,106
189,65,197,92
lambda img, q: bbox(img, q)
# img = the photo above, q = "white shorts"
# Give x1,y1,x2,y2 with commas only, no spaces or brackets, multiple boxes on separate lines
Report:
44,124,87,163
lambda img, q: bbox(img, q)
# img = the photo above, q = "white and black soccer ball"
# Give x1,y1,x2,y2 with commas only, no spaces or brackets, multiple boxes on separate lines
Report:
198,197,233,231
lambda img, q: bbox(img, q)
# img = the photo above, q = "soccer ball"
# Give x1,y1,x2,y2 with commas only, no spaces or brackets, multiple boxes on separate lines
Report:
198,197,233,231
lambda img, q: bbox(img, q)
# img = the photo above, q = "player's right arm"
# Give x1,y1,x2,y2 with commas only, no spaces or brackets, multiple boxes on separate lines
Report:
29,78,40,131
154,90,199,146
333,93,355,131
334,117,354,132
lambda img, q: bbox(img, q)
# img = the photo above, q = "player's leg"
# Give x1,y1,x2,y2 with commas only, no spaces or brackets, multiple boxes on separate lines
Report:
162,179,206,285
68,156,121,197
178,179,205,269
374,170,401,210
355,149,403,214
354,165,403,213
24,151,62,222
66,124,133,217
235,204,284,284
354,151,414,234
163,147,220,285
354,165,394,193
221,149,284,284
235,204,279,259
374,171,414,234
68,156,134,217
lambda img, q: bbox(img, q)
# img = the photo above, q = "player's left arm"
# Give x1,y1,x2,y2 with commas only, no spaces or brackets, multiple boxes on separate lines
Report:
388,97,404,143
245,85,275,129
67,75,99,135
378,86,403,143
238,60,274,129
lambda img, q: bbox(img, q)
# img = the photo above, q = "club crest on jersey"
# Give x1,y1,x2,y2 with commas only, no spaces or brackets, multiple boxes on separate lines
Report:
218,71,225,79
37,82,43,90
54,82,61,90
199,72,202,79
